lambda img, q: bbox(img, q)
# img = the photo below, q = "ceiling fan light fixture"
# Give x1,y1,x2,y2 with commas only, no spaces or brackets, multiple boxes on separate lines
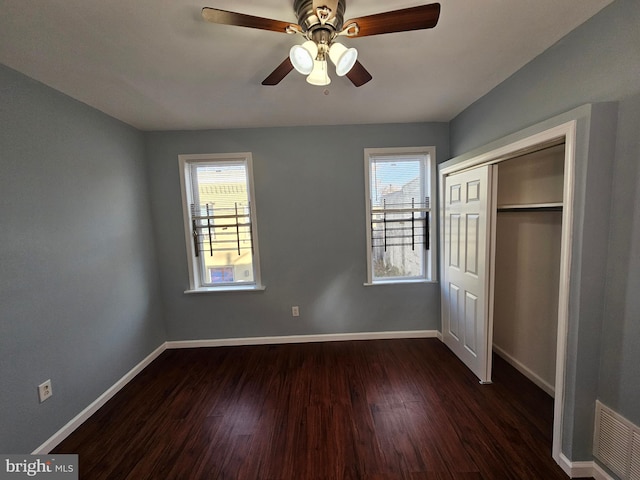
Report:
289,40,318,75
306,60,331,86
328,42,358,76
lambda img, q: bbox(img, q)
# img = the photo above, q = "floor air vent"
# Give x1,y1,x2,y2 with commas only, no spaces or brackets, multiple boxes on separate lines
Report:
594,400,640,480
631,431,640,480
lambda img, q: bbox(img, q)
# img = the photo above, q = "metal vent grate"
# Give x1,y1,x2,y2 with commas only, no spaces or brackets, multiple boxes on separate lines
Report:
594,400,640,480
630,432,640,480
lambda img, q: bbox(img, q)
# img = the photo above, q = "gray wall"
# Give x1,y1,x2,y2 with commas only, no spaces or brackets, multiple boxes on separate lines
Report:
450,0,640,461
0,64,166,453
145,123,448,341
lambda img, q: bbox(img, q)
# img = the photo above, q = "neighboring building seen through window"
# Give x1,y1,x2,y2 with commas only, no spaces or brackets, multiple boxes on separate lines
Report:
364,147,436,284
179,153,262,292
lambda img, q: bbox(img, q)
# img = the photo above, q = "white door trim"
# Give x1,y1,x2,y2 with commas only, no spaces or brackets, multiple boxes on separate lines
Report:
438,120,577,465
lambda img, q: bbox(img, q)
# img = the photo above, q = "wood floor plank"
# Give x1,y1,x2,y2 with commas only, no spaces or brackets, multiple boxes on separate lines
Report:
402,401,477,474
52,339,589,480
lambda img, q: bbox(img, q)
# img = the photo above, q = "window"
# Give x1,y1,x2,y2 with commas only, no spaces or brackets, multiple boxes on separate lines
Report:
364,147,436,284
179,153,263,292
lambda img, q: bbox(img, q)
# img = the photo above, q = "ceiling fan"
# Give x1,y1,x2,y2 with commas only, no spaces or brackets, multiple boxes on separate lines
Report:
201,0,441,87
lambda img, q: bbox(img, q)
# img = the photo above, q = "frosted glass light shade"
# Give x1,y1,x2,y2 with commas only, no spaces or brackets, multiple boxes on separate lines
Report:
306,60,331,86
328,42,358,76
289,41,318,75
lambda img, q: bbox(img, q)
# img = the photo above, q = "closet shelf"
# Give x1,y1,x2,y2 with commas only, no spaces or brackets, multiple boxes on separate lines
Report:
497,202,563,212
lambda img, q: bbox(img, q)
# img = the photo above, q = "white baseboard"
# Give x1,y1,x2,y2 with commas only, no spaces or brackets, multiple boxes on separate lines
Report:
592,463,617,480
558,454,616,480
492,344,555,397
32,343,167,454
166,330,439,349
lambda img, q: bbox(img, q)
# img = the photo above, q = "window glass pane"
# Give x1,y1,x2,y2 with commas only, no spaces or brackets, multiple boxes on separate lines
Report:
370,157,423,208
193,162,254,286
369,155,428,281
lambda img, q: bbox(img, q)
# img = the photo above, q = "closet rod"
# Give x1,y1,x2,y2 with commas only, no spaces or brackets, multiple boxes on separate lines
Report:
497,203,563,213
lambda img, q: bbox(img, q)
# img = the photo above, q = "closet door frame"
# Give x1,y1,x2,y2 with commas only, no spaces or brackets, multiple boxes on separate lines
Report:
439,120,576,465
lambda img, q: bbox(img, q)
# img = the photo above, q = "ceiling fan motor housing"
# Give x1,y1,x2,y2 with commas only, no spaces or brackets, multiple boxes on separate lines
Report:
294,0,345,37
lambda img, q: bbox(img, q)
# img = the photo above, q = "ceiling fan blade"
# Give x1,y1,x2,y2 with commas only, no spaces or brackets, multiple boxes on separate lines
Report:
346,60,372,87
342,3,441,38
262,58,294,86
202,7,298,34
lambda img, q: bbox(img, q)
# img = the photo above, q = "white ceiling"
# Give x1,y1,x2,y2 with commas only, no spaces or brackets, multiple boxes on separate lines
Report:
0,0,612,131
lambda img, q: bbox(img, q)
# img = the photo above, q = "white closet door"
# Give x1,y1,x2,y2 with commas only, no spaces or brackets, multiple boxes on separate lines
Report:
441,165,493,383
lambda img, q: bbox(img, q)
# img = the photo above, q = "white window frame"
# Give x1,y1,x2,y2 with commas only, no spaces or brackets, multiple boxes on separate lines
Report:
364,146,437,285
178,152,264,293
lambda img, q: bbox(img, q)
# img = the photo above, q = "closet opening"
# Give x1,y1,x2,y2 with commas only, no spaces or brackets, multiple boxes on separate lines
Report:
491,142,565,399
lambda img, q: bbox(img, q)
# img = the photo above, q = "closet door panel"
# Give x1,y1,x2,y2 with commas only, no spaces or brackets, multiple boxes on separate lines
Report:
449,214,461,268
465,214,479,276
448,283,461,340
442,165,493,383
464,292,478,355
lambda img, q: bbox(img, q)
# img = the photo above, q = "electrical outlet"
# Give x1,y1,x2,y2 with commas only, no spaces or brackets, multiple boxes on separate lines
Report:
291,306,300,317
38,379,53,403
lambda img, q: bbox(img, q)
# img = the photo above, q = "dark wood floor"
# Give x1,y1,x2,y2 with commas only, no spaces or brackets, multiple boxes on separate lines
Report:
53,338,588,479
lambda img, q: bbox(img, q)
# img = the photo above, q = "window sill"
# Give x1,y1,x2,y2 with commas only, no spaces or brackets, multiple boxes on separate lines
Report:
364,279,438,287
184,285,266,294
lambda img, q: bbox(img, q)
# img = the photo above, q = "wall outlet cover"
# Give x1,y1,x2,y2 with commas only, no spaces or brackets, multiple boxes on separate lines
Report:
38,379,53,403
